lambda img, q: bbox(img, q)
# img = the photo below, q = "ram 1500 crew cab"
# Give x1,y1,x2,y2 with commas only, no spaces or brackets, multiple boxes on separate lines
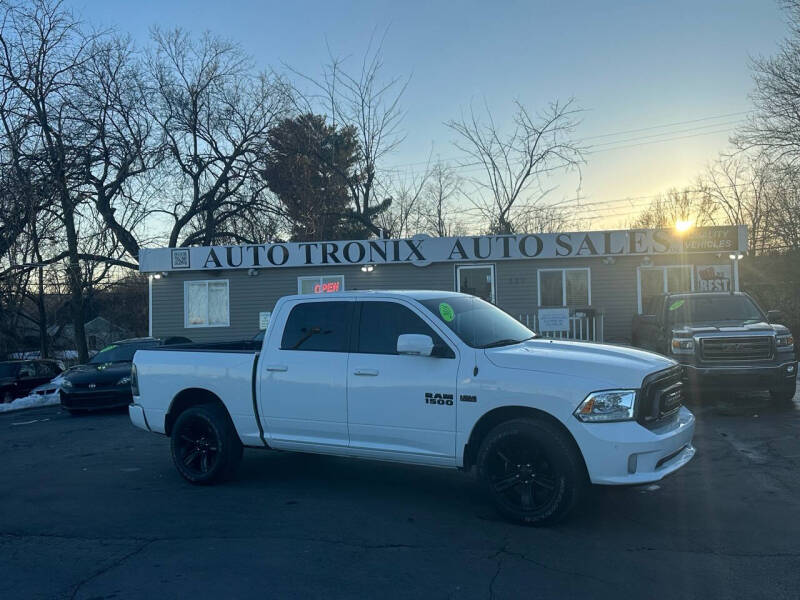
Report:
130,291,695,524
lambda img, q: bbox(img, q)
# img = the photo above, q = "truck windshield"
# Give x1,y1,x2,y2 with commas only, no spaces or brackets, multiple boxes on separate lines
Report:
668,295,764,325
419,296,535,348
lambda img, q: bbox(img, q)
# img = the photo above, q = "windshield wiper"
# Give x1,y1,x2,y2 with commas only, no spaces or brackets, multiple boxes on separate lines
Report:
479,336,534,349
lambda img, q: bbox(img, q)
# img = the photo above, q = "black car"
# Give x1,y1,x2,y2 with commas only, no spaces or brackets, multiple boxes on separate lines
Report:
0,360,63,403
60,338,162,413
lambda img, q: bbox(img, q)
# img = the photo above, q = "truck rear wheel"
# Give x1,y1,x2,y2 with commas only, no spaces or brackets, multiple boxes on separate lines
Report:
170,403,243,484
476,418,586,525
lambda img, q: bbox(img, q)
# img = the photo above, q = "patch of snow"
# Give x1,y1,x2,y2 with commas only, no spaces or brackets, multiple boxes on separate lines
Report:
0,380,62,413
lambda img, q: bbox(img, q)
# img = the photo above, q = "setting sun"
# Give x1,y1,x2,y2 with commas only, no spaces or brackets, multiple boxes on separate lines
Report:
675,219,694,233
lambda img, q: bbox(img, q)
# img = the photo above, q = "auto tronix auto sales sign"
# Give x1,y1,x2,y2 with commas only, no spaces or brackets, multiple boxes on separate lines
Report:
138,226,746,272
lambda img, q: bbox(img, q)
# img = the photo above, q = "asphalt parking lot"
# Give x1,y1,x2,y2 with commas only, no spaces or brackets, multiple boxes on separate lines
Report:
1,388,799,600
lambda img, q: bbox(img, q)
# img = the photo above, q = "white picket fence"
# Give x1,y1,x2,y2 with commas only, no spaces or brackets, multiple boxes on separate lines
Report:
518,313,604,342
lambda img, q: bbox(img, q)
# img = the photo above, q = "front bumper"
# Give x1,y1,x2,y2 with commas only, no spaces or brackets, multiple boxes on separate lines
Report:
60,386,132,410
572,406,696,485
682,360,797,390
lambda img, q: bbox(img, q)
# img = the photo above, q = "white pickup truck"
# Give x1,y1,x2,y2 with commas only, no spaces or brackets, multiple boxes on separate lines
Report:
130,291,695,524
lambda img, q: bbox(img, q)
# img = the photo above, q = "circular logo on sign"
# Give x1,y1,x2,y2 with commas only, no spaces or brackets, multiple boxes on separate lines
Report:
439,302,455,322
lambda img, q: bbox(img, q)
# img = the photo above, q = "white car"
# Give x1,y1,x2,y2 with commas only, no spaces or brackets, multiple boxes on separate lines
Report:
130,291,695,524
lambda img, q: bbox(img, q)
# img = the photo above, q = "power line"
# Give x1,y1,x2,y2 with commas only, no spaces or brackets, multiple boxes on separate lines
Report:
581,111,748,141
383,124,739,182
586,120,743,149
382,110,749,170
585,126,737,155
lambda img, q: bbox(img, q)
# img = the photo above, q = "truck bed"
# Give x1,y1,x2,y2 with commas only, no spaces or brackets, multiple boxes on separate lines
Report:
133,346,264,447
150,340,261,353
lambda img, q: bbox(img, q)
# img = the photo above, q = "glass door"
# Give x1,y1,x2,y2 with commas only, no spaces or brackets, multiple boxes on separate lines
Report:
457,265,496,303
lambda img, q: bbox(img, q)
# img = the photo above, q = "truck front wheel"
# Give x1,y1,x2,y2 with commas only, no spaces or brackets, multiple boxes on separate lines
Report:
170,403,243,484
476,418,586,525
770,381,797,403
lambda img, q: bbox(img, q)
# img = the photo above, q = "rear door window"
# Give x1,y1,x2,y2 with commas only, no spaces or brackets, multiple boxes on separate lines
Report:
280,301,352,352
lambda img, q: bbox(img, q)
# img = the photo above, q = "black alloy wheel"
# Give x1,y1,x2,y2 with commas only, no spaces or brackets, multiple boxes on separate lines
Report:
486,436,559,514
176,415,221,476
477,418,586,525
170,403,243,484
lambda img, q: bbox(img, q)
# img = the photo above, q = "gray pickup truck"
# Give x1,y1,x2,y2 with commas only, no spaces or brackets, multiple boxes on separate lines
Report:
631,292,797,401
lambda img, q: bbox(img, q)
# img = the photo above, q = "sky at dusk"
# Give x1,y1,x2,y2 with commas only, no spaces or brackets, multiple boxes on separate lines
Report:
65,0,787,227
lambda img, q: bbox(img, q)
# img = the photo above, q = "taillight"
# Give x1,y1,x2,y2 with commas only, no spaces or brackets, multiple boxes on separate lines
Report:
131,363,139,396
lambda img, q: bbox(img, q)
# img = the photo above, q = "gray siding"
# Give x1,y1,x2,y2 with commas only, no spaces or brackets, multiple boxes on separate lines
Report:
150,253,734,344
150,263,457,343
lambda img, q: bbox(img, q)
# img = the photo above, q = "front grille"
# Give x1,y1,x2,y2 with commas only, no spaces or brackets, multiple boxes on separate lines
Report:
61,390,130,408
75,383,106,390
700,336,772,361
638,366,683,428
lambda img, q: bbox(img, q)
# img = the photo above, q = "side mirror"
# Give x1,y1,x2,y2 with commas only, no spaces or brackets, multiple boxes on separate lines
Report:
767,310,784,324
397,334,434,357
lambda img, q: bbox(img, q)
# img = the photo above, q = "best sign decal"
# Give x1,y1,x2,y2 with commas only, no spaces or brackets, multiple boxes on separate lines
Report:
138,226,745,272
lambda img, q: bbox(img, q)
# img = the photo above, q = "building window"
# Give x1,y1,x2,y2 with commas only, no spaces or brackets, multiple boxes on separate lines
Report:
537,268,591,307
184,280,230,328
297,275,345,295
637,265,694,313
456,265,496,303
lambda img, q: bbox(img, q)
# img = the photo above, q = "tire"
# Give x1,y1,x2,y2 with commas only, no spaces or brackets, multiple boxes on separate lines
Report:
770,381,796,403
476,418,586,526
170,403,243,485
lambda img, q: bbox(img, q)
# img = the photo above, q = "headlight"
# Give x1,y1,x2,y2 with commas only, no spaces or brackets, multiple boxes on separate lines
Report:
116,376,131,386
574,390,637,422
776,334,794,349
60,378,73,389
670,338,695,354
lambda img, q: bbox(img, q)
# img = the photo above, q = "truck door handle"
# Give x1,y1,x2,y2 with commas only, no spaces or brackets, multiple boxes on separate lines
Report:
266,365,288,372
353,368,379,376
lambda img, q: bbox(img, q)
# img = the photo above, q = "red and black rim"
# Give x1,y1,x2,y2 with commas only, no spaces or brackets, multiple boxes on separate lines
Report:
176,416,220,476
487,433,559,514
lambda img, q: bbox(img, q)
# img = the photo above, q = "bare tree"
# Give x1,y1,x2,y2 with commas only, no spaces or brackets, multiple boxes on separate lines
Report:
762,162,800,252
147,28,291,247
629,187,718,230
446,99,584,234
697,155,777,254
736,0,800,163
0,0,104,361
0,0,154,362
77,34,159,261
419,162,466,237
375,154,432,238
291,35,407,236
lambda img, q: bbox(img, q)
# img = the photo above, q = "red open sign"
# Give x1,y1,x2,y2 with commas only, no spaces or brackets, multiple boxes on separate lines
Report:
313,281,340,293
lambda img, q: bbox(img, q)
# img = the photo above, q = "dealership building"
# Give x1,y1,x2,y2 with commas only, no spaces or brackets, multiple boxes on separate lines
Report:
139,225,748,344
